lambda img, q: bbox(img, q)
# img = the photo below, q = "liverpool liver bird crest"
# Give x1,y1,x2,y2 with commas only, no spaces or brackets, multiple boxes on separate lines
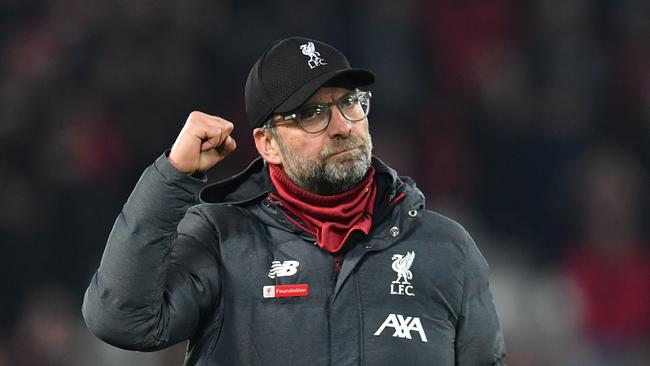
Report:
300,41,327,69
391,251,415,284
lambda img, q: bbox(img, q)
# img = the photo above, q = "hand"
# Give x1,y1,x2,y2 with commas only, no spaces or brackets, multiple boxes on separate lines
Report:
169,111,237,174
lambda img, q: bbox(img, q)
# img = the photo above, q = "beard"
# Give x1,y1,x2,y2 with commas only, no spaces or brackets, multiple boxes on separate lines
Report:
276,132,373,196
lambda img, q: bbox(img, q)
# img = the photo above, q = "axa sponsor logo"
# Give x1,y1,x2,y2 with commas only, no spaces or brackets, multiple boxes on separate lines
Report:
390,251,415,296
374,313,428,343
268,260,299,279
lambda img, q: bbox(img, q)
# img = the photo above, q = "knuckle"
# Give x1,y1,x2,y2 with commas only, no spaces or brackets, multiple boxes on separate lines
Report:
214,117,234,131
187,110,204,122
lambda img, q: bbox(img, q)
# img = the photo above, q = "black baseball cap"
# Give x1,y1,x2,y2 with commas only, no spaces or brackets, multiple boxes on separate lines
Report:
245,37,375,130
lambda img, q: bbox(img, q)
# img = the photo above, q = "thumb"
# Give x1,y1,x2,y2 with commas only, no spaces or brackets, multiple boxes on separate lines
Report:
200,129,224,151
214,135,237,157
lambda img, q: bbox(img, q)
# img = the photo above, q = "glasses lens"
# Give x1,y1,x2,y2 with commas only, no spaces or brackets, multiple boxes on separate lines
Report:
297,105,329,133
339,92,371,122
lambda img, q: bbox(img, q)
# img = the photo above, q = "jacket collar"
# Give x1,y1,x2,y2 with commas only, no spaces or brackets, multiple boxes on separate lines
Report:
199,157,271,205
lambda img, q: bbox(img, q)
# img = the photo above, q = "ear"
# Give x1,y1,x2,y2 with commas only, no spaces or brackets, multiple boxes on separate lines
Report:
253,128,283,165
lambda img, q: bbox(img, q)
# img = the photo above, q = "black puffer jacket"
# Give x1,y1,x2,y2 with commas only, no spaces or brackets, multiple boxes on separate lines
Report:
82,153,506,365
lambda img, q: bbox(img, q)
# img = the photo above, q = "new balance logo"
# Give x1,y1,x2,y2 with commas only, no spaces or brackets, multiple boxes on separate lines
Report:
268,260,299,278
373,313,428,343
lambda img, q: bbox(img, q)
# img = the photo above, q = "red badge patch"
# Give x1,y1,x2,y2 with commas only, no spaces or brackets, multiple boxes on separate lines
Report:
263,284,309,298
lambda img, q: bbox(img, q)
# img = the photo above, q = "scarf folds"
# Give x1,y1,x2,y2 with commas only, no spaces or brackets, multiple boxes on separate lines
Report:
268,164,377,253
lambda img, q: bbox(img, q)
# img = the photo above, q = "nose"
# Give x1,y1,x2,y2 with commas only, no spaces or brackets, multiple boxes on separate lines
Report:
326,106,351,138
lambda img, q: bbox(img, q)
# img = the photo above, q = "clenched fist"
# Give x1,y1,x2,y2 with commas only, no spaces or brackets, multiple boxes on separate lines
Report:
169,111,237,174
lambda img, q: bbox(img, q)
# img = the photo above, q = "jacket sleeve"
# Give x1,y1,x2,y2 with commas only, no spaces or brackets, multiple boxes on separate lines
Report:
455,230,507,365
82,152,221,351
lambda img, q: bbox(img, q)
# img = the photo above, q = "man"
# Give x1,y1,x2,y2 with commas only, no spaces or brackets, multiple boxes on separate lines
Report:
82,37,506,366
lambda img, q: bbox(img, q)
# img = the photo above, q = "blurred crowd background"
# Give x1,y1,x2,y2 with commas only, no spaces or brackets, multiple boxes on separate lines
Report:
1,0,648,365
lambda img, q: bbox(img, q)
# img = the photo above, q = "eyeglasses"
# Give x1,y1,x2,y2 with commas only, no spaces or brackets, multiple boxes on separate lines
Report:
265,90,372,134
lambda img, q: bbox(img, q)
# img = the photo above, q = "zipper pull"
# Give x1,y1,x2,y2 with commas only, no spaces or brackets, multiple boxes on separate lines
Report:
335,256,343,273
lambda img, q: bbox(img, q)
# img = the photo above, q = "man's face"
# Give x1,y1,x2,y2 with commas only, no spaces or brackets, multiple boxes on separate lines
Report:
271,87,373,195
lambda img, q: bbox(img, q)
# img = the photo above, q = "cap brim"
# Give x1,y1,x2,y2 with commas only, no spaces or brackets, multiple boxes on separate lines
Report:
274,68,375,114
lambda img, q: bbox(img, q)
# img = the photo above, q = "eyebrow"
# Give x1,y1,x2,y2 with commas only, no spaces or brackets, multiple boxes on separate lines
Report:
306,91,352,105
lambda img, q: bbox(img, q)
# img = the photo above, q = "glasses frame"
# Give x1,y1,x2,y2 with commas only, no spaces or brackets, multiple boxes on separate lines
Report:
264,90,372,134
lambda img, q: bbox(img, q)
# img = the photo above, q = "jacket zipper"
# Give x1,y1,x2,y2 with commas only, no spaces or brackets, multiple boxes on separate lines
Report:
266,197,317,237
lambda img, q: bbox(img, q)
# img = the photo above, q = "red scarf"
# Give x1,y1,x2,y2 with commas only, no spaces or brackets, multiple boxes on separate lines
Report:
268,164,377,253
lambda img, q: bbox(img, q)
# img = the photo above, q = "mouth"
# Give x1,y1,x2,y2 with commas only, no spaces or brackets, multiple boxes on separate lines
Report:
330,148,356,157
327,145,362,158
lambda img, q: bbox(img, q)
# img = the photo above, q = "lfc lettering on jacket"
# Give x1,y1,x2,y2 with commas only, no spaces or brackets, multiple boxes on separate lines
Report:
390,283,415,296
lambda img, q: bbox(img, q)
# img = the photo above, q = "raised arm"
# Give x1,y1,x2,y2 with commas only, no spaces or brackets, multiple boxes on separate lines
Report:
82,112,236,350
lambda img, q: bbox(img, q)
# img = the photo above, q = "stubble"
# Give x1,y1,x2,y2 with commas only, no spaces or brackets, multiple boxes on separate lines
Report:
274,131,373,195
